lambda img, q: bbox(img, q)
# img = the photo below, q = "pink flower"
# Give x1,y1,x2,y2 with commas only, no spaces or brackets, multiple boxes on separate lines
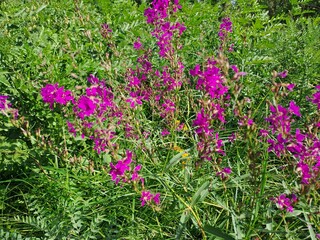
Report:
0,95,10,110
277,70,288,78
140,191,160,206
133,38,142,50
218,17,232,42
161,128,170,136
216,167,232,180
77,96,96,119
271,193,298,212
193,109,212,135
101,23,112,38
131,165,142,182
289,101,301,117
296,161,311,184
109,150,132,184
126,91,143,108
41,83,74,109
0,95,19,119
287,83,295,91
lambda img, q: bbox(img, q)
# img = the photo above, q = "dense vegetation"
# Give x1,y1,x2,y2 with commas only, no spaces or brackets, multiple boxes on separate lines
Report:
0,0,319,239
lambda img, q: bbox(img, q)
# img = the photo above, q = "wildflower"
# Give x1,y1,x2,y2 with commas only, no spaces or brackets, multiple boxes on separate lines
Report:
0,95,19,119
0,95,9,110
296,161,311,184
76,96,96,119
308,85,320,109
109,150,132,184
131,165,142,182
238,115,254,127
277,70,288,78
133,38,142,50
231,65,247,79
140,191,160,206
271,193,297,212
67,121,77,137
41,83,74,109
193,109,212,135
87,74,100,84
161,99,175,116
216,167,232,180
289,101,301,117
287,83,295,91
101,23,112,38
161,128,170,136
219,17,232,42
126,91,143,108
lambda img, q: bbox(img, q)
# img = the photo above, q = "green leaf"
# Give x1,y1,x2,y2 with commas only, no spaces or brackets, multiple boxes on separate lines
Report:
165,148,190,170
191,181,210,207
204,225,235,240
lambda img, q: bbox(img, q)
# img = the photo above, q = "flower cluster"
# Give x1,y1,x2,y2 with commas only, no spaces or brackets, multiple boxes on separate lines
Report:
277,70,288,78
109,150,142,184
218,17,233,50
191,56,231,163
190,59,228,100
100,23,112,39
271,193,298,212
219,17,232,42
216,167,232,180
145,0,185,58
41,74,161,208
262,86,320,187
308,85,320,110
0,95,19,119
109,150,160,207
140,191,160,207
41,83,74,109
188,18,242,175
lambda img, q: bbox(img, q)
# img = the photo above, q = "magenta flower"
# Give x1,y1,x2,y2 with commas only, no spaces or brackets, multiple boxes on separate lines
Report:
0,95,19,119
41,83,74,109
0,95,10,110
277,70,288,78
216,167,232,180
271,193,297,212
133,38,142,50
161,99,175,115
161,128,170,136
308,85,320,109
296,161,311,184
77,96,96,119
218,17,232,42
67,121,77,137
109,150,133,184
126,91,143,108
140,191,160,206
101,23,112,38
289,101,301,117
193,109,212,135
287,83,295,91
131,165,142,182
153,193,160,205
87,74,100,84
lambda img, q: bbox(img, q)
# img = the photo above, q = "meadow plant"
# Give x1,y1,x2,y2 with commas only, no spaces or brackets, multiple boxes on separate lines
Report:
0,95,19,119
14,0,318,238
